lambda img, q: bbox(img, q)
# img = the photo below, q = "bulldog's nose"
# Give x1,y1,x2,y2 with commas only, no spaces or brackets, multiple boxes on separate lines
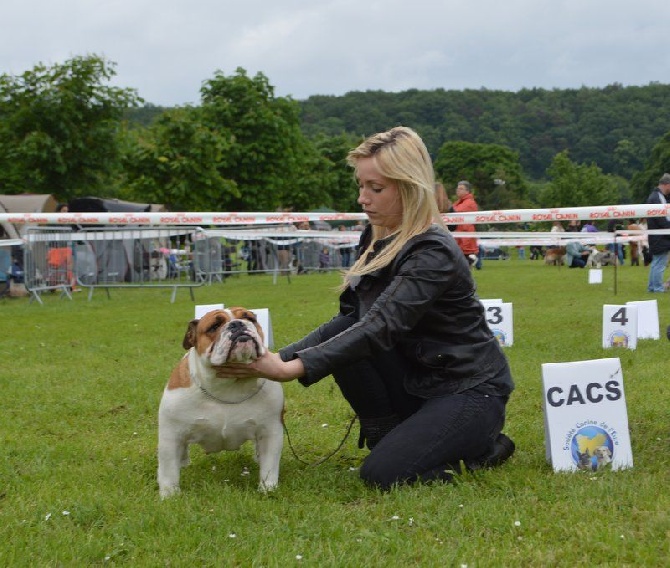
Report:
227,320,244,331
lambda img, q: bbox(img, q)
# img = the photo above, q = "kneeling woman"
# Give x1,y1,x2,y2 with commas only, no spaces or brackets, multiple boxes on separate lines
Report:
218,126,515,489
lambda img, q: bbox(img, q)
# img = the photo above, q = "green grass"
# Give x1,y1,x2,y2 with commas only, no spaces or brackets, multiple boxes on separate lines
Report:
1,260,669,566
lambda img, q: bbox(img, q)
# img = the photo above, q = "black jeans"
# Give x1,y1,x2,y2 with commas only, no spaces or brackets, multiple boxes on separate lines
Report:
328,318,510,490
359,387,508,489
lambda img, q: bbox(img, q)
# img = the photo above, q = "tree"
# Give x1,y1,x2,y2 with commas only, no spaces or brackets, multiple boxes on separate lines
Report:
630,131,670,202
540,150,621,208
309,134,360,212
120,107,238,211
0,55,141,199
199,68,309,211
433,141,528,211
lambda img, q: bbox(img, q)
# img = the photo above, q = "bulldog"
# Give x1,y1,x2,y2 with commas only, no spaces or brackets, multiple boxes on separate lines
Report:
158,307,284,498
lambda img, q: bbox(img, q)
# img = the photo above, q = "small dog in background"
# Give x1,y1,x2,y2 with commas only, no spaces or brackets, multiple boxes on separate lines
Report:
544,247,566,266
588,250,618,267
157,308,284,498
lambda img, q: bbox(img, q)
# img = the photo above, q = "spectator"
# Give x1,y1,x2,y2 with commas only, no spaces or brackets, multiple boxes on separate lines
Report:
338,225,353,268
447,180,480,267
606,219,625,265
626,220,643,266
646,173,670,292
566,240,592,268
319,247,331,270
638,219,651,266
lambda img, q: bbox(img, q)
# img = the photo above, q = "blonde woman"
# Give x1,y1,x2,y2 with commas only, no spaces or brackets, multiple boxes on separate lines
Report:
219,127,515,489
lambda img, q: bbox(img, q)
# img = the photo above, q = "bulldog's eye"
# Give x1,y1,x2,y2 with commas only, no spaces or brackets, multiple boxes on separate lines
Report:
244,315,257,323
207,321,223,333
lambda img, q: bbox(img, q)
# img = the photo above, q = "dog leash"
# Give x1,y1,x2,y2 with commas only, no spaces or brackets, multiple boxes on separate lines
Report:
283,414,358,466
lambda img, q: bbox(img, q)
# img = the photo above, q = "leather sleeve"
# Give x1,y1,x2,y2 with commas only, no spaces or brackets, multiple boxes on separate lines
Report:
278,314,356,363
294,235,469,384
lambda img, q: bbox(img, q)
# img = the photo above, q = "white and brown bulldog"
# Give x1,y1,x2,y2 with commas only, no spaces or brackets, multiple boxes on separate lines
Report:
158,307,284,498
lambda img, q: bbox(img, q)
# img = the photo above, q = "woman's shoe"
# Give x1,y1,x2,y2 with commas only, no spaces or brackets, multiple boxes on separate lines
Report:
466,433,516,471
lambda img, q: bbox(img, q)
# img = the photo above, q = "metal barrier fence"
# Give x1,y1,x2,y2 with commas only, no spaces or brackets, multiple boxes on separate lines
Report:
24,226,203,303
195,228,359,282
17,225,361,302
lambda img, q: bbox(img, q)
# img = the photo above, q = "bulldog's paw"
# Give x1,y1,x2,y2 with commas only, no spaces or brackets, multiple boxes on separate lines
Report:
159,485,181,500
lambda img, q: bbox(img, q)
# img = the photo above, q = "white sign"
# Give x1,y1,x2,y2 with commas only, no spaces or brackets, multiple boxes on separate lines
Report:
195,304,273,348
195,303,224,319
542,357,633,472
588,269,603,284
602,304,638,350
250,308,273,348
483,302,514,347
626,300,659,340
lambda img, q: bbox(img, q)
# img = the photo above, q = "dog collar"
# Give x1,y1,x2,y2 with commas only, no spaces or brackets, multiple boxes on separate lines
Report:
198,380,265,405
187,347,265,404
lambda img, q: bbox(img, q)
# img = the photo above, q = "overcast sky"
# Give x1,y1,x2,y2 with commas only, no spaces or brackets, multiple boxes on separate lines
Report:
2,1,669,107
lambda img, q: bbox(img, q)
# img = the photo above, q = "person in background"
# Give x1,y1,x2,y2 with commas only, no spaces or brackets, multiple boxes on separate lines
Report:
216,126,515,490
551,221,565,233
55,202,80,291
338,225,353,268
581,220,598,233
646,173,670,293
625,219,643,267
294,221,310,274
565,240,592,268
446,180,480,267
318,247,331,270
606,219,625,265
565,220,581,232
638,219,651,266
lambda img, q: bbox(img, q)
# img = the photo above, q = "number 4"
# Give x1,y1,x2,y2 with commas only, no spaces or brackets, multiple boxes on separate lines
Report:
611,307,629,326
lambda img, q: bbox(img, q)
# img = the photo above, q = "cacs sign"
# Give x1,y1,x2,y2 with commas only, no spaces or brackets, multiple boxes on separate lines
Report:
545,380,622,407
541,358,633,472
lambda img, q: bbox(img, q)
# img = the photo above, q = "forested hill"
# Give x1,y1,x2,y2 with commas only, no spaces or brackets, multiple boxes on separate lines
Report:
297,83,670,181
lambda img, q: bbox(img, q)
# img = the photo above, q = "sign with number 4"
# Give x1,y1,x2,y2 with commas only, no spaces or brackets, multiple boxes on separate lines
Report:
602,304,638,350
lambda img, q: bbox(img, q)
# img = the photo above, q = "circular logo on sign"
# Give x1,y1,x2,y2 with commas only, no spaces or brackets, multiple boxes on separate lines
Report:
608,330,629,348
570,425,614,471
492,329,507,346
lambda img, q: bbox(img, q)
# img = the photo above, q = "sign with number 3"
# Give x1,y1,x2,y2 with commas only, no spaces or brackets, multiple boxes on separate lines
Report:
481,299,514,347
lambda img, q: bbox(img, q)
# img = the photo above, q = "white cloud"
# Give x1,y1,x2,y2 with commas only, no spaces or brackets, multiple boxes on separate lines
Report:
1,0,668,106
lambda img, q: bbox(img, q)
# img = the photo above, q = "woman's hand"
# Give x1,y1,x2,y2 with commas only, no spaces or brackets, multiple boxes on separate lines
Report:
214,351,304,383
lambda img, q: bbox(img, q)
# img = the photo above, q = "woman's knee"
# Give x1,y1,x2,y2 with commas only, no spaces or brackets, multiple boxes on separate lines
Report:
359,455,404,490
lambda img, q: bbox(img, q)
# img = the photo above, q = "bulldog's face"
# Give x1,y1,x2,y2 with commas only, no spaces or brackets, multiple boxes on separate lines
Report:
183,307,265,366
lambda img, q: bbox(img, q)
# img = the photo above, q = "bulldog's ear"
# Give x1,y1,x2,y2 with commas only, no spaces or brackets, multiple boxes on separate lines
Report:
182,319,199,350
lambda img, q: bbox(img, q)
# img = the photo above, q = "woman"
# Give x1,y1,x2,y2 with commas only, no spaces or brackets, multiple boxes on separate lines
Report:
220,126,515,489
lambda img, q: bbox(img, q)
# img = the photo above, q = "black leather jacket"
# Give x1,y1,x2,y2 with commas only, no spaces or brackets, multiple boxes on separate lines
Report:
279,224,513,398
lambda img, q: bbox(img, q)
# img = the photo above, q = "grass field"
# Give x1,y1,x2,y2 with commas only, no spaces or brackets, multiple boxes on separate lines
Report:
1,259,668,566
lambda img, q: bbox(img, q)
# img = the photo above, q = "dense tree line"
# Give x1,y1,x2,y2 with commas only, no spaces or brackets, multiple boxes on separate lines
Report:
299,84,670,197
2,55,670,213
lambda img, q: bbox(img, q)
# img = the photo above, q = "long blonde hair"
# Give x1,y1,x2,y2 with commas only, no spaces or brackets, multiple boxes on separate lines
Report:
344,126,444,285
